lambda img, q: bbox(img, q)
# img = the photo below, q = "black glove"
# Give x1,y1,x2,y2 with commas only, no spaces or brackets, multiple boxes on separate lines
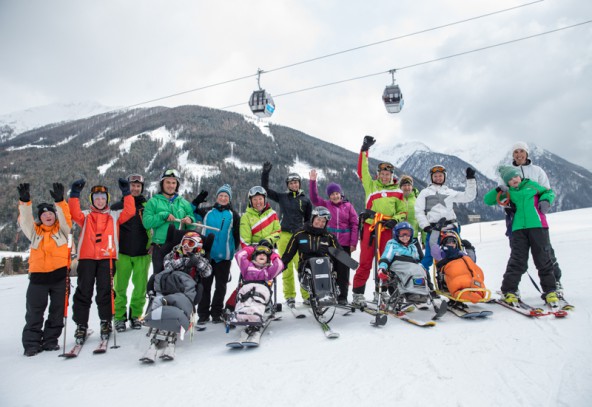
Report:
538,200,551,214
361,135,376,152
423,226,433,234
70,179,86,198
495,184,508,193
17,183,30,202
184,254,201,272
118,177,131,196
192,190,208,207
50,183,64,202
262,161,273,174
383,219,397,229
258,239,274,250
433,217,448,231
466,167,476,179
461,239,474,250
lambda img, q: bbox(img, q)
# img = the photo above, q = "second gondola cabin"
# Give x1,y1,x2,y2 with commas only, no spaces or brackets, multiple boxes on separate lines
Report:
249,90,275,118
383,84,404,113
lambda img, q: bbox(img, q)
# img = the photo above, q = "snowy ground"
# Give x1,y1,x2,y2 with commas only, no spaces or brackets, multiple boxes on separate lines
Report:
1,208,591,407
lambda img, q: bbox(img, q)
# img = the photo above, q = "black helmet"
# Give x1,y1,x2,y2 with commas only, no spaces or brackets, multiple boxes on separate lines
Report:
127,174,145,193
251,243,273,262
285,173,301,187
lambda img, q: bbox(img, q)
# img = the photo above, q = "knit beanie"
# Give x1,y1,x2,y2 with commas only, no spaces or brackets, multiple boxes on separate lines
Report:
216,184,232,200
326,182,343,197
37,203,57,219
512,141,529,155
399,175,413,186
498,165,522,185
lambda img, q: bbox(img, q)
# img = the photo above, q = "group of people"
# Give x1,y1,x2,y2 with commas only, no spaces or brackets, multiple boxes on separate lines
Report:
17,136,564,356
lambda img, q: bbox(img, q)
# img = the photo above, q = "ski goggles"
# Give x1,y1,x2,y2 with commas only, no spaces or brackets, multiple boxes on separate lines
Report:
430,165,446,174
128,174,144,183
286,175,301,183
254,245,273,255
90,185,108,194
248,186,267,197
163,169,180,178
92,192,107,200
398,230,412,238
377,163,394,172
182,238,202,249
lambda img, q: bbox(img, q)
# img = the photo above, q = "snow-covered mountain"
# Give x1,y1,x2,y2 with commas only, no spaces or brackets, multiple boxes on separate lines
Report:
0,101,116,142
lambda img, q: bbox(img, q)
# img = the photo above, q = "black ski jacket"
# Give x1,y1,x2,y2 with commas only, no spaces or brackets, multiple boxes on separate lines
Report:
262,172,312,234
281,223,342,272
112,195,150,257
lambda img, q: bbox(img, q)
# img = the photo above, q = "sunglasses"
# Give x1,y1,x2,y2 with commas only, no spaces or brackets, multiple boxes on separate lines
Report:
378,163,394,172
90,186,108,193
163,169,180,178
128,174,144,183
430,166,446,174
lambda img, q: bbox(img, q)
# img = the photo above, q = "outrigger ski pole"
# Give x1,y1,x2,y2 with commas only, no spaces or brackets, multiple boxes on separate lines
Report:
60,234,73,357
109,236,120,349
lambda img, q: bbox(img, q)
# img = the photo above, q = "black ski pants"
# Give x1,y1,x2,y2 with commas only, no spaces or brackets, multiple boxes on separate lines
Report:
22,279,66,351
73,259,114,325
198,259,231,319
501,228,557,295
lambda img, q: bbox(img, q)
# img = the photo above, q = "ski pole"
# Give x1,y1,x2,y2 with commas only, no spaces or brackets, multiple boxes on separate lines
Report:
173,219,220,232
109,236,120,349
60,234,73,357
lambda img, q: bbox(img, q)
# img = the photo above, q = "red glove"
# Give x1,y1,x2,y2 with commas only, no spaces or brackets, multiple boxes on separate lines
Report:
378,269,389,282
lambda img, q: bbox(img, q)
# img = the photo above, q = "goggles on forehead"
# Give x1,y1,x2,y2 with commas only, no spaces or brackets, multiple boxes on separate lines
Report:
128,174,144,183
163,169,180,178
248,186,266,196
430,165,446,174
91,186,108,194
378,163,394,172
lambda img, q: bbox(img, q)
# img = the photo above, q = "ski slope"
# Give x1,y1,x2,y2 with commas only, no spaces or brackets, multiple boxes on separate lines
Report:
1,208,591,407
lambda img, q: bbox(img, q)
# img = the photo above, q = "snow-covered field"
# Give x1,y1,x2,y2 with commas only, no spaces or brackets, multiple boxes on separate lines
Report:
1,208,591,407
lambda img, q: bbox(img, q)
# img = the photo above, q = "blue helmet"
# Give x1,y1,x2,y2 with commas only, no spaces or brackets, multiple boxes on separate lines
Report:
394,222,414,240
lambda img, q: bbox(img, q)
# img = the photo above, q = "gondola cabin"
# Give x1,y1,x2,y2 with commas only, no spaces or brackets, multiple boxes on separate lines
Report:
383,84,404,113
249,90,275,118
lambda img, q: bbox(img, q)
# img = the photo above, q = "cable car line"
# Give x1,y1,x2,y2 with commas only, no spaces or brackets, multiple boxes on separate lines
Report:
120,0,544,111
219,19,591,111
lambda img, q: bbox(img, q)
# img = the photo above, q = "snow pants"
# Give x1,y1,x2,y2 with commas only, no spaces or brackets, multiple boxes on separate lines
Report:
73,259,113,325
278,231,309,300
501,228,557,294
352,224,392,294
114,254,150,321
22,278,66,351
198,259,231,320
333,246,351,302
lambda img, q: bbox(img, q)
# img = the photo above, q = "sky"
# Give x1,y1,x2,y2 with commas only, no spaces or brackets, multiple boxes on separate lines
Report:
1,0,591,170
1,208,591,406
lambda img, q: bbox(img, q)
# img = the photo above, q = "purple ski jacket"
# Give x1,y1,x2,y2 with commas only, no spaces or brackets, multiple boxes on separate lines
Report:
309,179,359,249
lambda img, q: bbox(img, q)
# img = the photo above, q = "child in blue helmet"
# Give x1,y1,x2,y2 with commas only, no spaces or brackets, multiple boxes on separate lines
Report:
377,222,420,277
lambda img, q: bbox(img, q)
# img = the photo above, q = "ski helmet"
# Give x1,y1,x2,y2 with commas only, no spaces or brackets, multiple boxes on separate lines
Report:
127,173,145,193
429,165,446,184
247,185,267,207
377,162,395,173
285,173,302,187
181,231,203,253
88,185,110,209
311,206,331,227
160,169,181,193
252,243,273,262
394,222,414,241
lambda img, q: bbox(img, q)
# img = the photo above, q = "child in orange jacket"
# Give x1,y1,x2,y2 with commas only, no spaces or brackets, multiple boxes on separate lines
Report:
18,182,72,356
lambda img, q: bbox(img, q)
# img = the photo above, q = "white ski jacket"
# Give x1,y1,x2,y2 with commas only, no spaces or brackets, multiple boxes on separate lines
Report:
415,179,477,229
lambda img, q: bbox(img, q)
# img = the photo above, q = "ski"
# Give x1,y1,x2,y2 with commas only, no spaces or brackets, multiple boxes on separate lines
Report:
446,301,492,319
93,338,109,354
159,341,176,360
195,322,207,332
287,303,306,319
227,315,281,349
226,327,250,349
558,297,574,311
349,304,388,326
387,310,436,327
60,329,94,358
491,299,553,317
319,321,340,339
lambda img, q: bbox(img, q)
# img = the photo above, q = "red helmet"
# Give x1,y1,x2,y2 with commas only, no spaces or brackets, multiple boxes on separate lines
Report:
181,232,203,253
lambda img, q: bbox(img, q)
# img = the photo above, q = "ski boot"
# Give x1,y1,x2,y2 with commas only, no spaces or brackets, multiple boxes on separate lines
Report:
351,293,367,308
286,298,296,309
130,318,142,330
114,319,127,333
544,291,559,308
100,320,112,340
74,324,88,345
502,292,520,306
